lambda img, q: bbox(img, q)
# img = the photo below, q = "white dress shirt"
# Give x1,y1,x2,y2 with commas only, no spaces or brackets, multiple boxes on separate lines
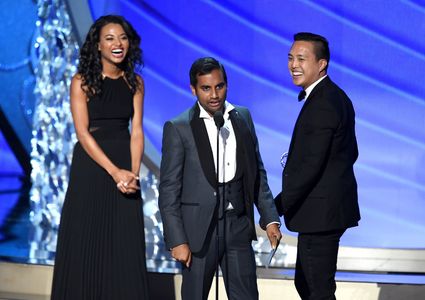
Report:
198,101,237,183
198,102,279,227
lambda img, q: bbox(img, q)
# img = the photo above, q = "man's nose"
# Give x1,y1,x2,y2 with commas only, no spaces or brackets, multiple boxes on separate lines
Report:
211,89,218,98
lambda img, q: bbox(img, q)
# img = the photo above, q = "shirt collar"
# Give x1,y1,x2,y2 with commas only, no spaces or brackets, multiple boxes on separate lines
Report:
303,75,327,101
198,101,234,120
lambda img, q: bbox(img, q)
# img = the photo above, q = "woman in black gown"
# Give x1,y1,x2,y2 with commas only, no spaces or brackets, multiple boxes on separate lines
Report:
51,15,149,299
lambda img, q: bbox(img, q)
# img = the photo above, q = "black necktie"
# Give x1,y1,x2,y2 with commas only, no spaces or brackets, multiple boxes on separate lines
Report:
298,90,306,101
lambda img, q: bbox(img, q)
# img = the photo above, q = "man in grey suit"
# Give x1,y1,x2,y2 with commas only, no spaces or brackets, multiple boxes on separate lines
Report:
159,57,282,300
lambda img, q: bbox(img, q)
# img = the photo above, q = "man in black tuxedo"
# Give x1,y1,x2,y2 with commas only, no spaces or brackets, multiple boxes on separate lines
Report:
275,32,361,299
159,57,281,300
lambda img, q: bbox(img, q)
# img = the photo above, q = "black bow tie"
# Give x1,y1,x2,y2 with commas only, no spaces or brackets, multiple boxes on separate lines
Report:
298,90,306,101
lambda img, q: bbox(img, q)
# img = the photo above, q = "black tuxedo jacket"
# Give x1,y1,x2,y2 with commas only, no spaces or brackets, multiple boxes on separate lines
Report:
276,76,360,233
159,103,279,252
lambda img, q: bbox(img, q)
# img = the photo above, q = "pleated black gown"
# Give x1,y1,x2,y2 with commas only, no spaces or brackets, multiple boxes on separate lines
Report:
51,76,149,299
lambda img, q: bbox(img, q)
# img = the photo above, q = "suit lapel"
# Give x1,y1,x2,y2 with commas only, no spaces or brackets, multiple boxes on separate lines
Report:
229,109,256,189
189,106,258,191
190,104,217,188
287,77,331,162
230,109,255,167
229,108,257,220
287,100,309,161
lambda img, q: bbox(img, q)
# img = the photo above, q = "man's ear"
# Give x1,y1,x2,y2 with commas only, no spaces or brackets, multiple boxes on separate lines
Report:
190,85,196,96
319,59,328,73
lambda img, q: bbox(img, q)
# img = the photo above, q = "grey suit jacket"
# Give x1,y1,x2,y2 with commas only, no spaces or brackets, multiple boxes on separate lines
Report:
159,103,279,253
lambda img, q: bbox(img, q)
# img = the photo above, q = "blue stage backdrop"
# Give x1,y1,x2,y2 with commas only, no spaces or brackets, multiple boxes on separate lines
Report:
0,0,35,240
88,0,425,249
1,0,424,250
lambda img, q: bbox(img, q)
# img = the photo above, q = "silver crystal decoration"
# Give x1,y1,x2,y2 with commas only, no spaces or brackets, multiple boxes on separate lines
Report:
29,0,78,231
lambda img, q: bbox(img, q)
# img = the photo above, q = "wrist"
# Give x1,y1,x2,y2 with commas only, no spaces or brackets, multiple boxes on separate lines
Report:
132,171,140,179
107,166,119,176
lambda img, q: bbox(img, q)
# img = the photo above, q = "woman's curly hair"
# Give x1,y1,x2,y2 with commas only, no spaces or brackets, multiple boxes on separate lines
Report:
78,15,143,98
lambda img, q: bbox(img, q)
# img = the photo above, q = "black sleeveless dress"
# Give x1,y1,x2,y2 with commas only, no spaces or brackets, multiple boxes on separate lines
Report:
51,76,149,299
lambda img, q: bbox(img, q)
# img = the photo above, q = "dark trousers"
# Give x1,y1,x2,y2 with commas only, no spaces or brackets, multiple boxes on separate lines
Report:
181,212,258,300
295,229,345,300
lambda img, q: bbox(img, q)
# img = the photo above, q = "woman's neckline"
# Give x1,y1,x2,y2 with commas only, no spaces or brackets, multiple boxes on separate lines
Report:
102,72,124,80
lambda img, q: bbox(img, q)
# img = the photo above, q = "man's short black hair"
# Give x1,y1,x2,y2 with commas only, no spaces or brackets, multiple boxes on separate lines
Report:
189,57,227,86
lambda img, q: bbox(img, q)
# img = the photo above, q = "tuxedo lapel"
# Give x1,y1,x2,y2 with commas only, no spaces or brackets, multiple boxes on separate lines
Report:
190,104,217,188
189,106,257,191
287,100,309,161
287,77,331,162
229,109,256,189
230,109,254,152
